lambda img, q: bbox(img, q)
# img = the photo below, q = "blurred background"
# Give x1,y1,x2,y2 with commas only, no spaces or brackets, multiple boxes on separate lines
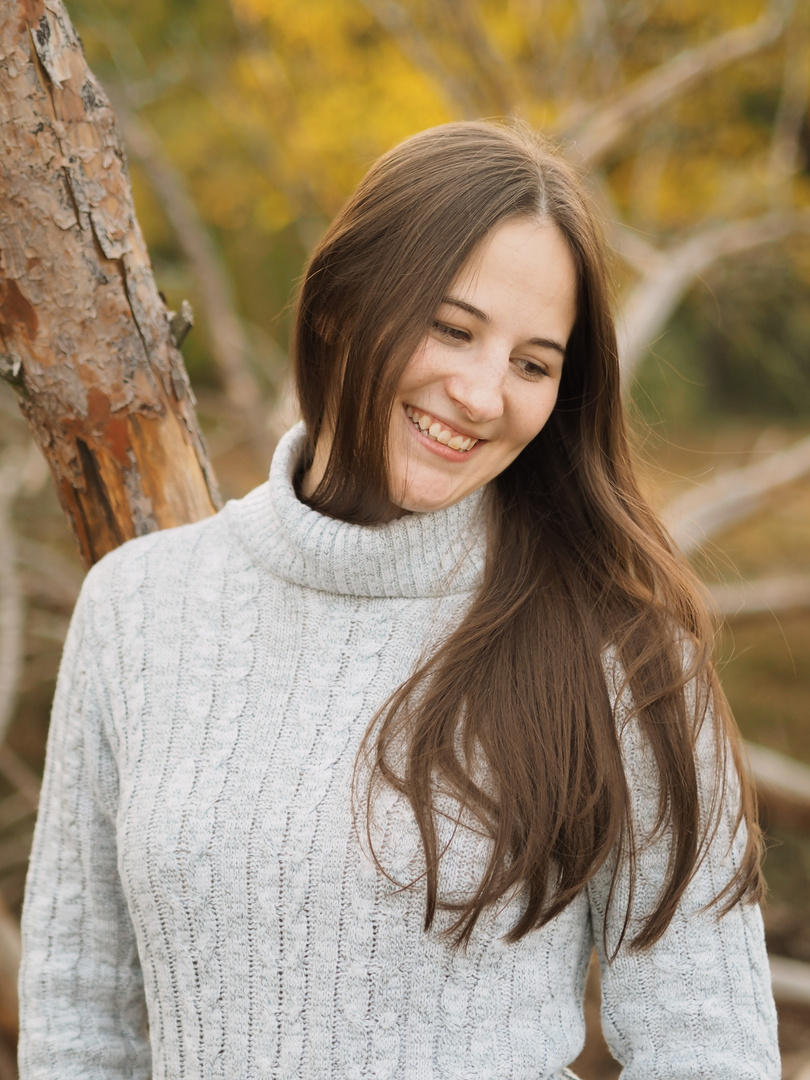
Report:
1,0,809,1075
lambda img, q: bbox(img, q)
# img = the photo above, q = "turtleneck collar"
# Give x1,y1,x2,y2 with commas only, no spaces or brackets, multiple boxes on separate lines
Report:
224,422,488,599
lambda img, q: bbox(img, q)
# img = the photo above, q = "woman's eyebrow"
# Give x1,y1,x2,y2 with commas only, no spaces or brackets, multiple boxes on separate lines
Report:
528,337,566,357
442,296,567,357
443,296,491,323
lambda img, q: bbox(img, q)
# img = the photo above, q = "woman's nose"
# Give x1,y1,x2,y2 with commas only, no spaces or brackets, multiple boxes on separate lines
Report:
444,348,507,424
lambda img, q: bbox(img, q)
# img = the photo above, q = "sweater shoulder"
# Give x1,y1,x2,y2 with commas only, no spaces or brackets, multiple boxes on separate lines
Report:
80,500,247,608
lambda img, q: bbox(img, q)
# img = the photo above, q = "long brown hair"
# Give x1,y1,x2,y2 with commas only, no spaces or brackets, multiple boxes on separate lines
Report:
292,121,762,950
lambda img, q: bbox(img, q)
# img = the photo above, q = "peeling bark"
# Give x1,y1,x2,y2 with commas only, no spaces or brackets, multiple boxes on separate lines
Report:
0,0,220,567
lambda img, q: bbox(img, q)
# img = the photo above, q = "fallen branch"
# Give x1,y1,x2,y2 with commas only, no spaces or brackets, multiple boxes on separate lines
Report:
770,954,810,1007
662,432,810,556
746,741,810,832
706,575,810,619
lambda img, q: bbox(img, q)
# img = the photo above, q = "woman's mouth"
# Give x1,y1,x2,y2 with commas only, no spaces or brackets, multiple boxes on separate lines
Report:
405,406,479,452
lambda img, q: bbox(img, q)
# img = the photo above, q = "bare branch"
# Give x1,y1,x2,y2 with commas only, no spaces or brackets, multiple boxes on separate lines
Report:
109,93,264,420
576,0,620,93
563,8,787,165
358,0,479,117
610,223,663,276
707,575,810,618
768,3,810,188
430,0,516,115
662,432,810,555
619,209,810,383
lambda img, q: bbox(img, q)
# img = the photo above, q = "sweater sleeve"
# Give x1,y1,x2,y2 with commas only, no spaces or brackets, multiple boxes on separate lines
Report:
587,665,780,1080
18,570,151,1079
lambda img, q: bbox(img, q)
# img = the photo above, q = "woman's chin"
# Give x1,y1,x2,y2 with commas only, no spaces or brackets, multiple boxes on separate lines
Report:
390,476,468,515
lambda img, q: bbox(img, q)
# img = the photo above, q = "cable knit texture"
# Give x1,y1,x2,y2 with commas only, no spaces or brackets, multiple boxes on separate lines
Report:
19,423,779,1079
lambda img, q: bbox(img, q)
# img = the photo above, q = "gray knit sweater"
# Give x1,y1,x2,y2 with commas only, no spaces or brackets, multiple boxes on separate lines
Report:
19,424,779,1079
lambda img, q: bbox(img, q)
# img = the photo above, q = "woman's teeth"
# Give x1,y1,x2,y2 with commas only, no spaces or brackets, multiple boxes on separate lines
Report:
405,407,478,451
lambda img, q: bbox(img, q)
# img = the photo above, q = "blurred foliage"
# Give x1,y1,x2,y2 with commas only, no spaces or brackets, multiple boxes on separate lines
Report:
719,614,810,761
635,242,810,423
62,0,810,415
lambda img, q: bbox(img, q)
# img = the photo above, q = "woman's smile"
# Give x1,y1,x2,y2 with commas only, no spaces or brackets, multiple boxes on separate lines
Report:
386,217,578,515
403,404,482,456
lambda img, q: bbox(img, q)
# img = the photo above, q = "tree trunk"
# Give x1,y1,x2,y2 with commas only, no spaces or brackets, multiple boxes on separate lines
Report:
0,0,221,568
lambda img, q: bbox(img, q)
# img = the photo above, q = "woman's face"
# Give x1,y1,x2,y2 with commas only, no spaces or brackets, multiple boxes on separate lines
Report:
386,217,578,514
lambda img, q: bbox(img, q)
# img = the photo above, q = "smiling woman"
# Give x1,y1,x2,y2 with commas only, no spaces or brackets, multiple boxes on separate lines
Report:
18,122,780,1080
303,218,577,514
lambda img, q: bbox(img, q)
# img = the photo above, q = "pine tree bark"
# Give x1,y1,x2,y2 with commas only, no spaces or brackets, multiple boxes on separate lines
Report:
0,0,221,568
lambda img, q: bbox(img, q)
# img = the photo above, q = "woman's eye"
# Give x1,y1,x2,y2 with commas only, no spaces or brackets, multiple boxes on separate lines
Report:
433,321,470,342
514,357,548,379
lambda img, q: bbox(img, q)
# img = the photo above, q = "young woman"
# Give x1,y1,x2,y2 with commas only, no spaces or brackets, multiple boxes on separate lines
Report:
19,121,779,1079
